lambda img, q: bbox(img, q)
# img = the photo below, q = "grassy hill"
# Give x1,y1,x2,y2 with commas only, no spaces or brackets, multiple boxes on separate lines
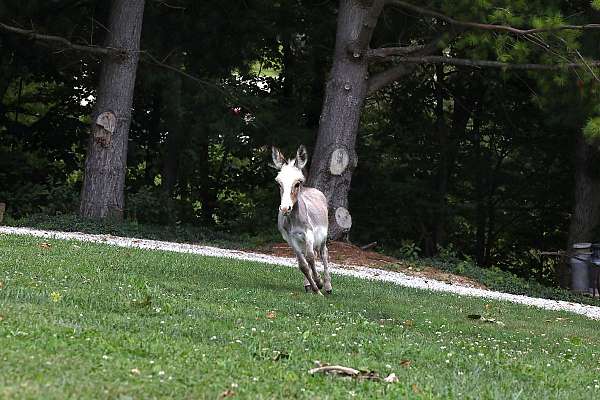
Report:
1,233,599,399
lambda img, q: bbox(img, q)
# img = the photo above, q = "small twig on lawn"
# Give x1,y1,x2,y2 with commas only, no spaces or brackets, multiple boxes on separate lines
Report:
309,365,360,376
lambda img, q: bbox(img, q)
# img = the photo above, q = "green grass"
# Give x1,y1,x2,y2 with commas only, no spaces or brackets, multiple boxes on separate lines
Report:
1,234,599,399
7,214,600,308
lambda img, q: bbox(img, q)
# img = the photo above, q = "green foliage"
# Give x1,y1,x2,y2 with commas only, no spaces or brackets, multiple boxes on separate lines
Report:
398,240,421,260
583,116,600,141
5,213,279,250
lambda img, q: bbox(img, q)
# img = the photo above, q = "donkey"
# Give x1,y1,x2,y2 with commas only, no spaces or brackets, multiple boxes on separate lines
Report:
272,145,332,295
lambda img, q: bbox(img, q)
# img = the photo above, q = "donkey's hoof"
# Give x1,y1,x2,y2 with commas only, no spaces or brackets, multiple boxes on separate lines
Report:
304,285,311,293
325,289,332,295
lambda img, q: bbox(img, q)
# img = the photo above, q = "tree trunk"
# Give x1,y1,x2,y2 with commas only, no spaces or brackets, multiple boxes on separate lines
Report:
162,69,183,195
198,130,218,225
561,131,600,285
473,115,487,266
431,90,474,255
307,0,384,240
79,0,145,220
427,65,447,256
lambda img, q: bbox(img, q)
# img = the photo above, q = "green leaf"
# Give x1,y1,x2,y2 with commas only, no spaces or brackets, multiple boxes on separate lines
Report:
583,117,600,140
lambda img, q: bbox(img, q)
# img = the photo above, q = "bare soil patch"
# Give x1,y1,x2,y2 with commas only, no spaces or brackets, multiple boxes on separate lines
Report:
255,241,486,289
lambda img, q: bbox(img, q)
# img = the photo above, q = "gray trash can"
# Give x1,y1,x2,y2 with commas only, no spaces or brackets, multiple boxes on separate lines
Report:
570,243,591,294
590,244,600,297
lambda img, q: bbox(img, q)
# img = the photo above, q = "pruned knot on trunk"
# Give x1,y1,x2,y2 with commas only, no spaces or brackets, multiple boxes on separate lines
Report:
330,148,350,175
93,111,116,147
335,207,353,230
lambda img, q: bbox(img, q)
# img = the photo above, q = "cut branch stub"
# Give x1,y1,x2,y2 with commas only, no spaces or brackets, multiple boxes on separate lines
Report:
96,111,116,133
93,111,116,147
330,148,350,175
335,207,353,230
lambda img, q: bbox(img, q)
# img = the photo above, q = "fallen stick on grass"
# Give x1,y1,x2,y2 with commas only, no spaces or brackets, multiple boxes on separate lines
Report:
308,365,360,376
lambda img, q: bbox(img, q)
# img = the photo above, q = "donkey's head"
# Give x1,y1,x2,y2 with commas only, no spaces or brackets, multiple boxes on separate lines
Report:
272,145,308,215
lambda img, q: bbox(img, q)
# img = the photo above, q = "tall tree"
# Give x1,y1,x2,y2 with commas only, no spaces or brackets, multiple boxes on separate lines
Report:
309,0,600,240
565,132,600,270
307,0,385,240
79,0,145,220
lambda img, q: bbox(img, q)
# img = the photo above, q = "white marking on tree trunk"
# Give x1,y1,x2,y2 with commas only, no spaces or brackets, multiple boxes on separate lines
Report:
329,148,349,175
335,206,352,230
95,111,116,133
93,111,116,147
1,226,600,320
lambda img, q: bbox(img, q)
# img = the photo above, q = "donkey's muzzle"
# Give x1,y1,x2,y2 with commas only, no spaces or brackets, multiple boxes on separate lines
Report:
279,205,292,214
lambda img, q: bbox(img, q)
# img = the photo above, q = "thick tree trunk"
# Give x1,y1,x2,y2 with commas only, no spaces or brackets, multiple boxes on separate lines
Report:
561,132,600,285
473,116,487,265
431,89,474,255
428,65,447,256
197,129,218,225
308,0,384,240
162,71,183,195
79,0,145,220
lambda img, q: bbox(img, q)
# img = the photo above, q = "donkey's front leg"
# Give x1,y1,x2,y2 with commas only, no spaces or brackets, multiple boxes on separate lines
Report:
296,254,322,295
305,234,323,290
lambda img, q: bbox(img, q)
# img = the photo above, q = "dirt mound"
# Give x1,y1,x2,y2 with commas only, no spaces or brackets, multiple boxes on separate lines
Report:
256,241,486,289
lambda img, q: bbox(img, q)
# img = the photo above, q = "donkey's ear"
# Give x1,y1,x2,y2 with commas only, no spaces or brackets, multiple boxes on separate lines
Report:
272,146,286,170
295,145,308,169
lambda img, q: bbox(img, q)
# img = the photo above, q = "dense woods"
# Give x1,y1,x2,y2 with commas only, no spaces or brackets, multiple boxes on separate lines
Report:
2,0,600,286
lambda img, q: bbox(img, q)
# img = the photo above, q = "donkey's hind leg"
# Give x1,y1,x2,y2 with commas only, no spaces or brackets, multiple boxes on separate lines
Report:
320,243,332,294
303,276,311,292
297,254,322,295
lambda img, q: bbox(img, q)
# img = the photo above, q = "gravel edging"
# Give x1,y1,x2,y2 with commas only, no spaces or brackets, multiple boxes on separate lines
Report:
2,226,600,321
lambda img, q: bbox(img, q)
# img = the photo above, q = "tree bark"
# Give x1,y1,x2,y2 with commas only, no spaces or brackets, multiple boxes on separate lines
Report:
162,69,183,195
79,0,145,220
561,132,600,285
308,0,384,240
472,115,487,265
428,65,447,255
434,89,474,253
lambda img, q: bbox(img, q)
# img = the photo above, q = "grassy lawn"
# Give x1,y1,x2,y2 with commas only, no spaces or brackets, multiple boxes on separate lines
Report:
8,214,600,307
1,234,599,399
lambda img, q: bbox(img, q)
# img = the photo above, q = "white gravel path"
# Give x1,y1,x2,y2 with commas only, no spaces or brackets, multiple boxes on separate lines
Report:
2,226,600,321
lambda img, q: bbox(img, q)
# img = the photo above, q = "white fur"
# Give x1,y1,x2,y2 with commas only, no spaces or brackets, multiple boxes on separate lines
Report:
276,161,304,212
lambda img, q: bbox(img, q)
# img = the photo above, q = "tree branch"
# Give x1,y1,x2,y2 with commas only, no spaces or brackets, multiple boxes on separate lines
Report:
367,63,416,94
367,44,425,60
366,31,456,94
0,21,125,57
386,0,600,35
399,55,600,70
